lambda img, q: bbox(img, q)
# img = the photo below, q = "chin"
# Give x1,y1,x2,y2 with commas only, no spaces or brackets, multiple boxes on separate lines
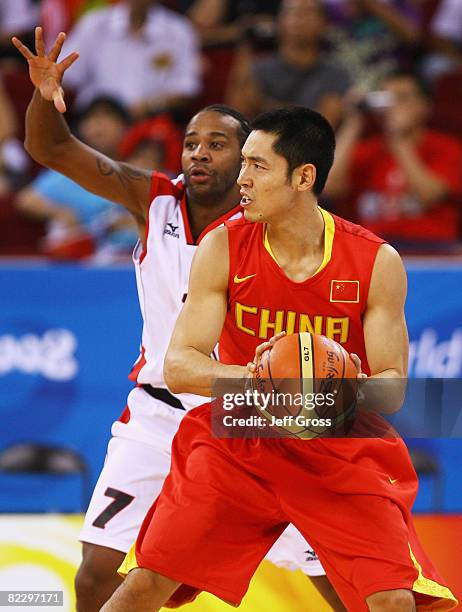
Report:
243,208,264,223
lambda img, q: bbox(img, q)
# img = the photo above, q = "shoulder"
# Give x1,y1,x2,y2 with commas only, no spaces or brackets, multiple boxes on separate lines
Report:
368,244,407,307
150,172,184,201
191,226,230,288
332,213,385,246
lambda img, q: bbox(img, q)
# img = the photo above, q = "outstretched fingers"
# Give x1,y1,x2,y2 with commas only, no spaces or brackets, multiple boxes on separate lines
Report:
11,36,34,60
58,51,79,72
48,31,66,62
35,26,46,56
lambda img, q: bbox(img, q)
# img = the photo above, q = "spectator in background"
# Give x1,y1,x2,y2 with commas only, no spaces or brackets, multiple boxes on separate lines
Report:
325,71,462,252
422,0,462,82
118,113,183,175
15,97,138,260
324,0,421,90
61,0,201,118
227,0,350,127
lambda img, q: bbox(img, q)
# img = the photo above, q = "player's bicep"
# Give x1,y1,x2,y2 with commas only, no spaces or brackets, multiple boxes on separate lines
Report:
363,244,409,377
43,137,151,222
168,227,229,357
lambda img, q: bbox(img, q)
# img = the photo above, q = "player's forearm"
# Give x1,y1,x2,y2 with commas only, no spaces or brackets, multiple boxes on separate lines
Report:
164,348,247,397
24,89,72,164
358,372,407,415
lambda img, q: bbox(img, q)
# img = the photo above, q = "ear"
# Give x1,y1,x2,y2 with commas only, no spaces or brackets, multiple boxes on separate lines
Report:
295,163,316,192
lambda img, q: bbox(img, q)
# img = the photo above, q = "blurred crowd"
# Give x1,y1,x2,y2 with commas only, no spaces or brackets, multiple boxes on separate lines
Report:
1,0,462,259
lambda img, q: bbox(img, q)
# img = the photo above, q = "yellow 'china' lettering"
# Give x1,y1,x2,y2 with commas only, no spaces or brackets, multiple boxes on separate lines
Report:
235,302,258,336
285,311,297,335
326,317,349,343
259,309,285,339
234,304,351,344
299,314,323,335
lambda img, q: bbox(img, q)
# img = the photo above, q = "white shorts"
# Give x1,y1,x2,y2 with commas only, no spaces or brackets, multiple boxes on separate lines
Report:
80,387,325,576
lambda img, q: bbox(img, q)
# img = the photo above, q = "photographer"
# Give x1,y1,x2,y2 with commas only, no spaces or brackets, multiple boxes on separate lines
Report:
325,71,462,253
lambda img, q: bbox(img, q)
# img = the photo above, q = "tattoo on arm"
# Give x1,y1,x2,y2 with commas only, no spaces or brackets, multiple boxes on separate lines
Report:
96,156,150,188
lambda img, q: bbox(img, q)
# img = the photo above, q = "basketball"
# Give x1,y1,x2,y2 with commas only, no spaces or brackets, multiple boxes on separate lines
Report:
252,333,358,438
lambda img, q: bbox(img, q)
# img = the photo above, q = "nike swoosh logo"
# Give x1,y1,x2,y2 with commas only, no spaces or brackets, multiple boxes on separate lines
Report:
389,477,398,484
234,274,256,284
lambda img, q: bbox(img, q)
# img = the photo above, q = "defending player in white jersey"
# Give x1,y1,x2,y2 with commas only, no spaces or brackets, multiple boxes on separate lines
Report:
13,27,345,612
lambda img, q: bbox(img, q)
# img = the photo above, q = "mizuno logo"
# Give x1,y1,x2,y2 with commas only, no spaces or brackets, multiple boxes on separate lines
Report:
163,222,180,238
304,549,319,561
234,274,256,284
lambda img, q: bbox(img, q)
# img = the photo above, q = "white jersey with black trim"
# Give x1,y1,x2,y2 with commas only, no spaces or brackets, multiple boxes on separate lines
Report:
129,172,242,411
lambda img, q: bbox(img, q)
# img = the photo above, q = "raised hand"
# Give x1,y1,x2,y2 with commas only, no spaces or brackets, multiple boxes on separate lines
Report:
12,26,79,113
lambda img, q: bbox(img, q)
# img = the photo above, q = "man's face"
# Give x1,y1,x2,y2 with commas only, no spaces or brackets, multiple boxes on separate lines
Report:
278,0,325,44
238,130,298,223
182,111,243,202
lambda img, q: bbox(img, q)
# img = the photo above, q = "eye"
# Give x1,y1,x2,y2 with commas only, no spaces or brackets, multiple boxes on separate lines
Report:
210,141,224,150
184,141,196,150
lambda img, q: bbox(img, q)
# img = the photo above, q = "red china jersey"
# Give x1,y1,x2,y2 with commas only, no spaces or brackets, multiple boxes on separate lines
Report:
219,209,385,374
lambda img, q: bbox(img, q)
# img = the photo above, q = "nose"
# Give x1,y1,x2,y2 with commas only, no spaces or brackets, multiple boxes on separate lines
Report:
237,165,251,187
191,143,211,162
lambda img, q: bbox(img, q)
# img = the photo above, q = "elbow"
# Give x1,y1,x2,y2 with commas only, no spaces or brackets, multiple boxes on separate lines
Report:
24,137,49,165
163,352,184,395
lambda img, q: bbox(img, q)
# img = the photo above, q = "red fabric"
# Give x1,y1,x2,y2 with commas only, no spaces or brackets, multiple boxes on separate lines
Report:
349,131,462,242
220,215,385,375
117,405,131,424
135,404,452,610
128,346,146,383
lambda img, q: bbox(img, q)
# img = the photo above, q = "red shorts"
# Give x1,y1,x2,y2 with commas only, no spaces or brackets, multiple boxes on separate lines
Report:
125,403,457,610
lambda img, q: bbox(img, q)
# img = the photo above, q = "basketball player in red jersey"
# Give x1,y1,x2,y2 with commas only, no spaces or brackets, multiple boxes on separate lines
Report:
13,29,346,612
102,107,457,611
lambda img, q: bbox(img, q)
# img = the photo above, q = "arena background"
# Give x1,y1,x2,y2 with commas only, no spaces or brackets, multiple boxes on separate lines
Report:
1,260,461,610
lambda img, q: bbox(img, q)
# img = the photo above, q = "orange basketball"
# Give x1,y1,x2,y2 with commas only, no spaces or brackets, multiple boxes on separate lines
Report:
252,332,358,438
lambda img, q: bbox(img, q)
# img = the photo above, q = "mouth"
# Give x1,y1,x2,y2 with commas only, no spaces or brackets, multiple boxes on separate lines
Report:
240,193,253,207
188,167,213,184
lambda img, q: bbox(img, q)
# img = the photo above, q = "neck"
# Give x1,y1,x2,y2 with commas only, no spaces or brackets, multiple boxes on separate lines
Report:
266,198,324,258
186,186,240,240
280,41,319,69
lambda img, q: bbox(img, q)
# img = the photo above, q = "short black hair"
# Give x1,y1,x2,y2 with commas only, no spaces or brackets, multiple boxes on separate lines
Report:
200,104,251,147
251,107,336,196
78,96,132,126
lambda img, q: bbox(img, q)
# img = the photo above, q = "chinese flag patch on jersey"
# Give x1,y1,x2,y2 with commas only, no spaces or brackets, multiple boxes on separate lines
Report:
330,280,360,303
